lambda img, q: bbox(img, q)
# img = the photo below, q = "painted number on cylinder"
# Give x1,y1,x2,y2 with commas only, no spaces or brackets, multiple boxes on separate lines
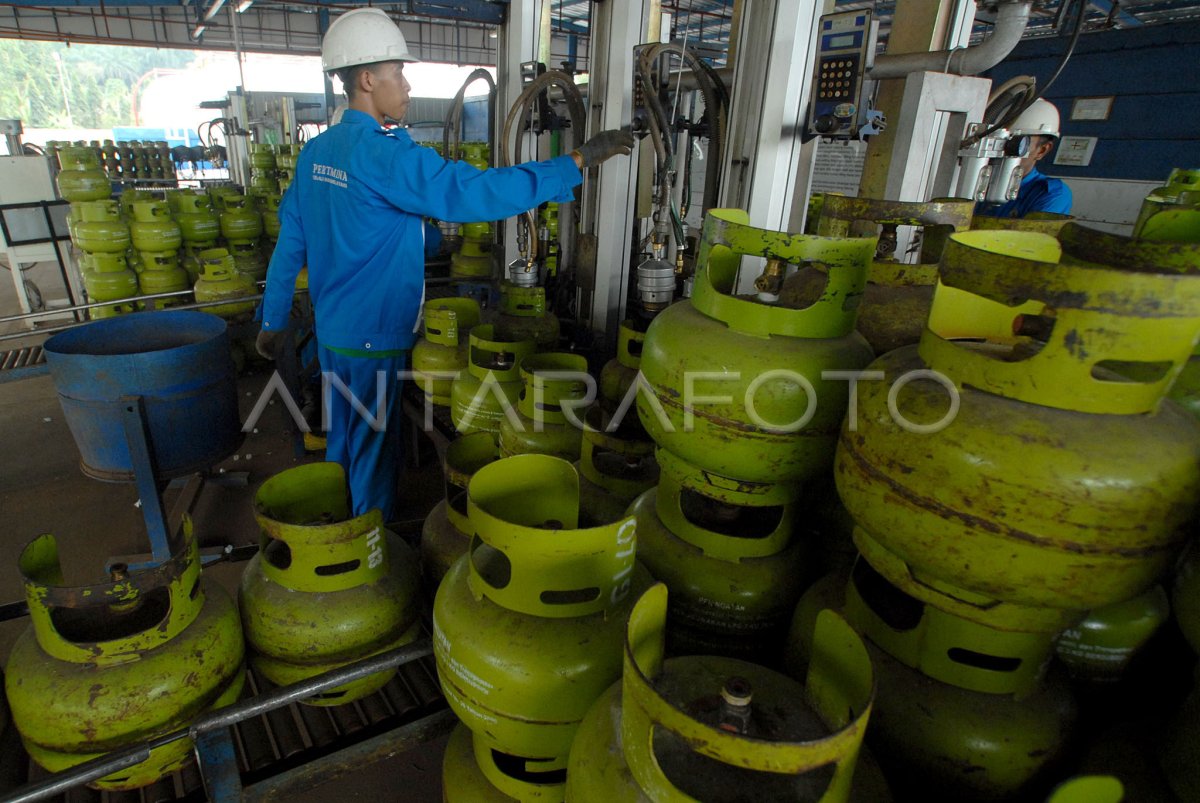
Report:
366,527,383,569
611,519,637,605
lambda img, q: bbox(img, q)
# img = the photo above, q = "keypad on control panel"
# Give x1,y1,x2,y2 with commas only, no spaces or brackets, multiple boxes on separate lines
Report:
817,55,861,101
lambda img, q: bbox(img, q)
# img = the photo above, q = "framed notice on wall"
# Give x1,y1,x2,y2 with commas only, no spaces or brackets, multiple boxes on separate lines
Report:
1070,96,1114,121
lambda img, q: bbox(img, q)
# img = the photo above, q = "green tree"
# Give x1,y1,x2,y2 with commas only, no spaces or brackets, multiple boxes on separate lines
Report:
0,40,196,128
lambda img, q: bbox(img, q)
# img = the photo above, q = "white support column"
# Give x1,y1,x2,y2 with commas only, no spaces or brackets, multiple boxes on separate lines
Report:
497,0,551,267
718,0,824,234
578,0,661,344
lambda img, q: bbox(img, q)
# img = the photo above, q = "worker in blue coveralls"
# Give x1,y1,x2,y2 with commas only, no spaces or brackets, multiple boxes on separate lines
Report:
978,99,1073,219
256,7,635,521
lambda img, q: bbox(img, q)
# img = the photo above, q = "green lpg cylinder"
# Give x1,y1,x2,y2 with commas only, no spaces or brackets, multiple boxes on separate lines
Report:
498,352,589,460
175,192,221,245
434,455,652,800
838,227,1200,634
419,431,497,594
450,325,536,441
1045,777,1125,803
249,169,278,194
442,723,525,802
638,209,875,486
277,145,299,192
229,240,267,281
565,584,874,803
787,568,1078,802
129,199,182,253
240,463,422,705
125,249,145,275
1055,586,1170,685
262,193,283,241
249,143,277,192
1174,540,1200,654
179,246,206,284
218,194,264,241
116,189,139,221
81,251,138,319
461,142,487,169
1133,168,1200,241
575,406,659,525
4,531,245,790
629,447,808,661
138,251,190,306
250,143,277,172
495,282,561,349
450,143,495,278
194,248,257,318
55,146,110,202
928,212,1074,343
780,196,974,354
599,320,646,420
451,220,495,279
71,199,131,254
1132,187,1200,416
412,297,481,406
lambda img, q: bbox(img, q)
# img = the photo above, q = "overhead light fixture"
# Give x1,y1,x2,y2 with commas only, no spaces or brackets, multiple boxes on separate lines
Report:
236,0,254,12
202,0,227,22
191,23,207,39
489,29,498,39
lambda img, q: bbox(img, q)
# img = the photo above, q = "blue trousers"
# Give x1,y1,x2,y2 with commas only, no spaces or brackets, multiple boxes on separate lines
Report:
317,346,407,522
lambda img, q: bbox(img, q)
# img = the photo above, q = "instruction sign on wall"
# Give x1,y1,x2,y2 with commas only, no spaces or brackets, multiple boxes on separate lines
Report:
1054,136,1099,167
811,139,867,196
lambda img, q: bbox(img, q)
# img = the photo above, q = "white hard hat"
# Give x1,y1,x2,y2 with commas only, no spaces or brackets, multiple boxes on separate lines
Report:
321,8,418,74
1009,98,1060,139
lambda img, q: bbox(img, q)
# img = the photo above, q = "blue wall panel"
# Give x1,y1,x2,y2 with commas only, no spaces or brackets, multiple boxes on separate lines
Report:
986,21,1200,181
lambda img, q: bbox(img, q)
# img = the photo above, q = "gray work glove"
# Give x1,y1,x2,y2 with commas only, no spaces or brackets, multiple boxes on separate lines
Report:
576,129,636,168
256,328,280,361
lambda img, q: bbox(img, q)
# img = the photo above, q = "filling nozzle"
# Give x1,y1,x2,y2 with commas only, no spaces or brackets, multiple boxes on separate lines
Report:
753,258,789,304
507,257,539,287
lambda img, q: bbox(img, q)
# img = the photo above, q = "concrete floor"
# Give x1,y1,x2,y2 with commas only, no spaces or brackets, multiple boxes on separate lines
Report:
0,260,448,800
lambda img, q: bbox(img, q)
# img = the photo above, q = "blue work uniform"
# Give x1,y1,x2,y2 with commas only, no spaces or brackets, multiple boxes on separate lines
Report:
261,109,582,520
978,166,1073,219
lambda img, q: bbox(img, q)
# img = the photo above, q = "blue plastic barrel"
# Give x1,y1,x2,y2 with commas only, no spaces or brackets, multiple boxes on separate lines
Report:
44,310,242,481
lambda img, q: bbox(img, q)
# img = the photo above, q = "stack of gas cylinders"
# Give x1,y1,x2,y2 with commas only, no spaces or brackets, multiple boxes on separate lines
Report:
52,139,296,324
7,168,1199,801
418,174,1200,801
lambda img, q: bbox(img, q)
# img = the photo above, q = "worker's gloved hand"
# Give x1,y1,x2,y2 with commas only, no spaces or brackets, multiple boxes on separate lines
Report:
576,130,636,168
255,329,280,361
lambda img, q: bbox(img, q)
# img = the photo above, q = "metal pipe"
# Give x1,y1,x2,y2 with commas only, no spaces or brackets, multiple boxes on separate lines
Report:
0,288,198,324
0,295,273,344
867,1,1032,79
0,640,434,803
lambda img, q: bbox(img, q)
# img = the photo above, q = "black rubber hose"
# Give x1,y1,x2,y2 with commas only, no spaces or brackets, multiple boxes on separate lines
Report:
962,0,1085,147
443,67,497,162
